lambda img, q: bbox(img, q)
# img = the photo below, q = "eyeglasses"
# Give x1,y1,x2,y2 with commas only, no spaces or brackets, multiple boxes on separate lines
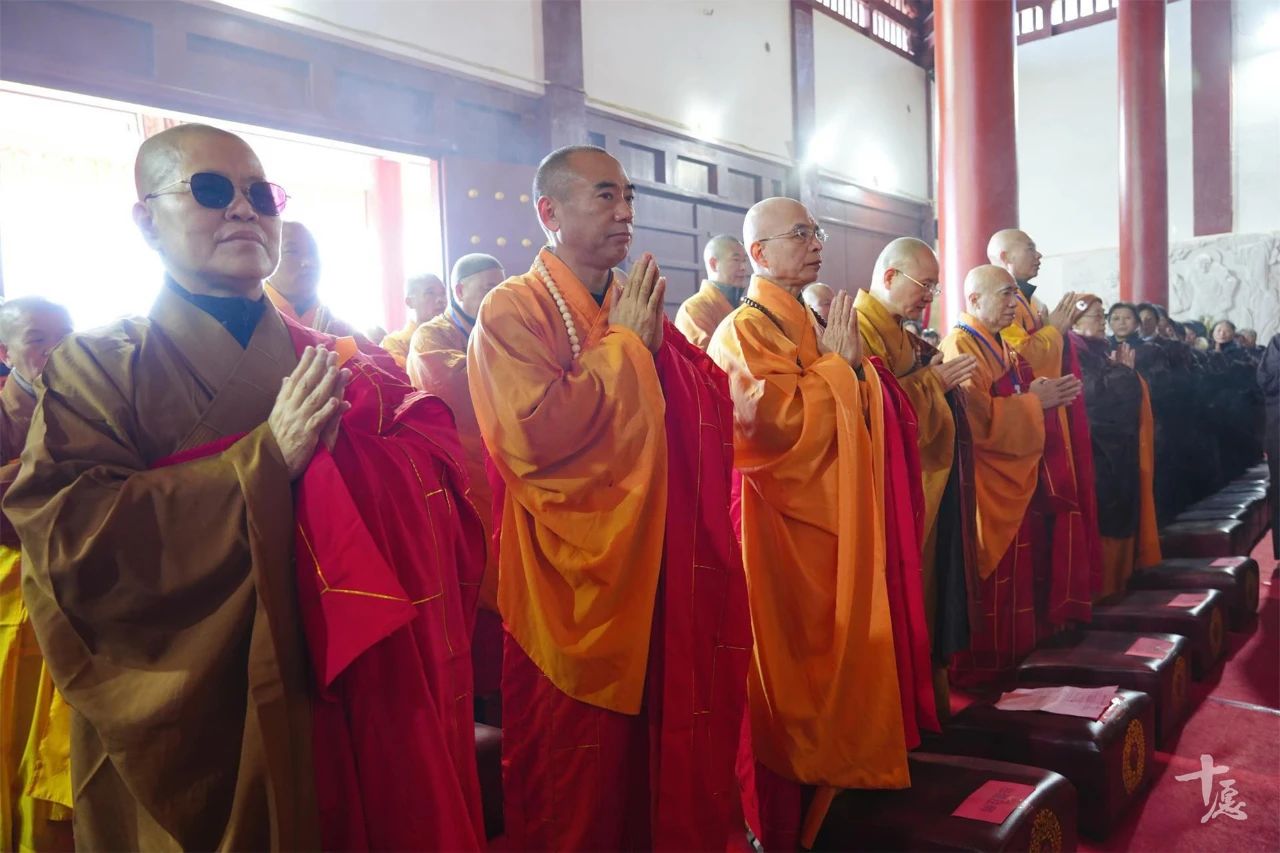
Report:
144,172,289,217
896,269,941,296
757,225,828,245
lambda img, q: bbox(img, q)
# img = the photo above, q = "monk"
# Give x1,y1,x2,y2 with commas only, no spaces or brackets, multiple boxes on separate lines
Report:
1072,295,1161,595
265,220,368,340
381,272,447,367
4,123,486,850
0,297,74,852
801,281,834,322
708,198,929,849
407,252,505,715
940,266,1084,683
986,228,1083,378
855,238,979,718
674,234,749,349
468,144,751,851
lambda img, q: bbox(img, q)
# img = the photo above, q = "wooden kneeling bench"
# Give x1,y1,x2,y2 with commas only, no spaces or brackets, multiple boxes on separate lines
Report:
1128,557,1259,630
1088,588,1227,677
810,753,1077,852
1159,518,1247,558
1017,630,1189,747
474,723,503,840
935,688,1154,839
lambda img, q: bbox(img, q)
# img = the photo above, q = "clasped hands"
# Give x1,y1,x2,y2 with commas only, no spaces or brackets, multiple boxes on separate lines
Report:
268,345,352,480
609,252,666,353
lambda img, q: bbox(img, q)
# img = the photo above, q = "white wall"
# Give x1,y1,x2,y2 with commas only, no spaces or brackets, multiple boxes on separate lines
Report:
1234,0,1280,234
812,12,929,200
208,0,545,93
581,0,793,161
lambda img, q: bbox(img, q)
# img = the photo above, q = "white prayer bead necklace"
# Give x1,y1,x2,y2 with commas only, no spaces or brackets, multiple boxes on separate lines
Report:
532,254,582,359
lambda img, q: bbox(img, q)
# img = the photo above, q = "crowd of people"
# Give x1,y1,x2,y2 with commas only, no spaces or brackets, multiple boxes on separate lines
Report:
0,123,1275,852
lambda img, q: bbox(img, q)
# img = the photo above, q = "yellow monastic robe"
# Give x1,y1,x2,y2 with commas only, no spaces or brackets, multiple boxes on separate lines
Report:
940,314,1046,578
468,248,668,714
407,311,496,610
1,379,73,852
4,288,318,850
707,275,907,789
380,319,423,369
1002,290,1063,379
674,280,735,350
855,291,955,535
265,283,360,338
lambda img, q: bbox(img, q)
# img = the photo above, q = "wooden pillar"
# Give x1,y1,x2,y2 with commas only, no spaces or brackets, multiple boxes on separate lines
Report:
542,0,587,150
1118,0,1169,305
791,0,818,212
1191,0,1233,236
372,158,406,329
934,0,1018,329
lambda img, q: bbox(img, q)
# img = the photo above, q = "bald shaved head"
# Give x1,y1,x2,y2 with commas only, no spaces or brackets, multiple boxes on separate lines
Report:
405,272,446,323
987,228,1042,282
703,234,749,288
964,264,1020,330
870,236,939,321
802,283,834,321
531,145,635,282
134,123,249,199
0,296,73,383
743,197,823,291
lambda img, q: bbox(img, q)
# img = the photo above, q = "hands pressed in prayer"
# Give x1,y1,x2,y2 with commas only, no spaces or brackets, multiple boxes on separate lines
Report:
268,345,352,479
1110,342,1136,369
931,351,979,390
1046,291,1085,333
1029,374,1083,409
818,291,863,366
611,252,666,353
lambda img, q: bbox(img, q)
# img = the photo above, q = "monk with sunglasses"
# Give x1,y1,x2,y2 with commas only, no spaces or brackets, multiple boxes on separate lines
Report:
5,123,487,850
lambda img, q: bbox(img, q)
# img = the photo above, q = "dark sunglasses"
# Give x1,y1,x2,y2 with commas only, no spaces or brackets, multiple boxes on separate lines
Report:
144,172,289,216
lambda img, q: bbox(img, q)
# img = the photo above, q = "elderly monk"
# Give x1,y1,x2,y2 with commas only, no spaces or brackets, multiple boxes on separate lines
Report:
4,123,487,850
1072,296,1161,595
0,297,74,852
708,198,927,850
407,252,506,713
940,266,1085,683
468,144,750,851
265,221,366,339
381,272,447,367
675,234,749,349
855,238,979,718
987,228,1084,378
801,281,834,323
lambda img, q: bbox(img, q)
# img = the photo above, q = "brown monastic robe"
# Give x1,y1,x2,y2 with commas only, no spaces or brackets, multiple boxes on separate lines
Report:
4,285,319,850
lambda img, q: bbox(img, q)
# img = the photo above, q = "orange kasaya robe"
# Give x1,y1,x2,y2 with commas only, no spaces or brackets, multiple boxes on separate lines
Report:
380,318,423,368
942,314,1069,682
153,319,488,851
708,275,907,847
675,280,738,350
406,310,502,697
1002,287,1062,379
468,248,751,850
265,283,368,343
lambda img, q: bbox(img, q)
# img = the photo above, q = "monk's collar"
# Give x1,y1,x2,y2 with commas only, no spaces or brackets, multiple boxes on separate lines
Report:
708,280,744,306
9,369,35,399
445,303,476,338
1017,280,1036,301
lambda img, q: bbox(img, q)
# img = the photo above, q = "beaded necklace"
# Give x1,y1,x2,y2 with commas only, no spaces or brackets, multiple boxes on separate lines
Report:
531,253,583,359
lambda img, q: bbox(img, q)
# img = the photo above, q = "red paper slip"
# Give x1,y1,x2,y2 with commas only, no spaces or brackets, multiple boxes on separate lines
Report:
952,780,1037,824
1210,557,1240,567
1126,636,1175,658
1168,593,1207,607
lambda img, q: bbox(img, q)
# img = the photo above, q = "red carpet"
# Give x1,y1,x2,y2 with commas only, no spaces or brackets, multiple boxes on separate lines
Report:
1082,533,1280,852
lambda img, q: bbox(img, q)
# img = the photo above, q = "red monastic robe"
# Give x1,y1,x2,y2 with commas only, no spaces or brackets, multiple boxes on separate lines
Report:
158,320,487,851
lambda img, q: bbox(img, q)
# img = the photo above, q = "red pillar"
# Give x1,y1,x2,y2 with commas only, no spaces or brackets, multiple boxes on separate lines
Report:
372,158,406,330
934,0,1018,330
1191,0,1233,236
1118,0,1169,305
